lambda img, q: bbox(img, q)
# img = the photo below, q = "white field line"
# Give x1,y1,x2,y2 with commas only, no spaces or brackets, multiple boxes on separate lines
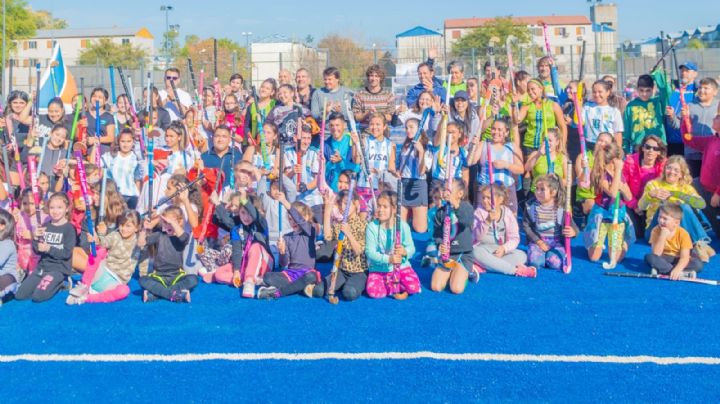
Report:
0,352,719,366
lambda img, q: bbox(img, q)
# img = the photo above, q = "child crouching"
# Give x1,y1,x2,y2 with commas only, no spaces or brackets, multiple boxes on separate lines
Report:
645,202,704,279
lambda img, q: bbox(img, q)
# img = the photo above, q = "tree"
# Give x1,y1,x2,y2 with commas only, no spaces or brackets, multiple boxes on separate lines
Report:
317,34,372,88
686,38,706,50
178,36,248,84
78,38,149,69
0,0,38,53
31,8,68,30
451,16,538,67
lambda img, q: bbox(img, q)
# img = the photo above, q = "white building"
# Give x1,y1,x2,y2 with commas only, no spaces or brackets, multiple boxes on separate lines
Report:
444,16,597,79
7,27,154,92
250,42,327,87
395,26,443,64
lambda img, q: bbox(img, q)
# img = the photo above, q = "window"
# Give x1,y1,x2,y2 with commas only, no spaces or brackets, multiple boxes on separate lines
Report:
555,46,565,55
28,41,37,49
81,39,89,48
576,27,586,35
452,30,461,39
554,27,567,37
122,38,130,45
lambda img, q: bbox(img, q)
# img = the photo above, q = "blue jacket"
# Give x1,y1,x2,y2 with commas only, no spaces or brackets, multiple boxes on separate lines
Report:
406,76,446,107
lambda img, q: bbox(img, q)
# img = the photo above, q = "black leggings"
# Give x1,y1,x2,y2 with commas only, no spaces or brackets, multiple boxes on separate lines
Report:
264,271,317,297
312,270,367,301
139,274,198,300
15,270,66,303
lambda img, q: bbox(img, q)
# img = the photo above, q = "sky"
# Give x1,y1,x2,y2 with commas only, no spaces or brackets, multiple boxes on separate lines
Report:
27,0,719,50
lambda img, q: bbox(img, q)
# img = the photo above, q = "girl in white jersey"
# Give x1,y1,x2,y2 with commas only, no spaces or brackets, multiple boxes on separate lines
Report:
103,128,141,209
354,113,396,214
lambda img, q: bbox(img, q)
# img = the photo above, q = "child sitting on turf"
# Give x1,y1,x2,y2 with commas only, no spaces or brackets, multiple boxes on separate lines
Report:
66,210,141,304
0,209,18,305
138,206,197,303
257,197,318,299
584,142,635,264
432,179,476,294
645,202,704,280
15,193,77,303
522,174,578,271
308,185,367,301
473,184,535,278
203,190,272,299
365,190,419,299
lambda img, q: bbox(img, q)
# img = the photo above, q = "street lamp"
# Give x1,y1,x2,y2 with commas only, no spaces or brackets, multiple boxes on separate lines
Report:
241,31,252,79
588,0,602,79
372,43,377,65
160,5,174,68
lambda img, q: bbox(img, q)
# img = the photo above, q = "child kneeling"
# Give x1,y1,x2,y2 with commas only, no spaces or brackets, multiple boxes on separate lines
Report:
138,207,197,303
645,203,704,279
432,179,476,293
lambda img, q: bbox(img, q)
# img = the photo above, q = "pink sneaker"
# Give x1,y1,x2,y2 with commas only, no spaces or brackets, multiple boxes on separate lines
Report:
514,265,537,278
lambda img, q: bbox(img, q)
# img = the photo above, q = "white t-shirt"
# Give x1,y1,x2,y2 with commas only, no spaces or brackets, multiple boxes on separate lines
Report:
159,88,193,121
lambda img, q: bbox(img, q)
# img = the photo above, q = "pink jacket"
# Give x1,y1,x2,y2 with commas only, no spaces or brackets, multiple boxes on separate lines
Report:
473,206,520,252
684,134,720,195
622,153,664,209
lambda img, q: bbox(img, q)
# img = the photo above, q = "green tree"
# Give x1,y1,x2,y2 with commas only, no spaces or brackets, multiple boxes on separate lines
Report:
451,16,538,66
317,34,372,88
179,36,247,83
0,0,38,53
78,38,149,69
31,8,68,30
686,38,706,50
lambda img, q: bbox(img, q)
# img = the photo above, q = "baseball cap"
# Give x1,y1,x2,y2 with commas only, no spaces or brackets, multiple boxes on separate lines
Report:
453,90,469,101
679,62,698,71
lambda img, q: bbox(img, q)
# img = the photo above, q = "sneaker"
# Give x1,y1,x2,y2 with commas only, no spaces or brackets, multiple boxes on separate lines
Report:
143,290,158,303
242,281,255,299
683,270,697,279
69,283,89,298
65,294,86,305
257,286,279,300
699,241,716,258
303,283,315,298
392,291,409,300
694,243,710,263
515,265,537,278
170,289,191,303
650,268,658,276
468,264,482,283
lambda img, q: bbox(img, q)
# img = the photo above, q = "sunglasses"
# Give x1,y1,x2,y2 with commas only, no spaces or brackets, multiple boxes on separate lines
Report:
643,144,662,152
166,76,179,81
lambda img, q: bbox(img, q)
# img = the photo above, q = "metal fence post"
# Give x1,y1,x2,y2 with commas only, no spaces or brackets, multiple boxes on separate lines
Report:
471,48,476,76
570,45,574,81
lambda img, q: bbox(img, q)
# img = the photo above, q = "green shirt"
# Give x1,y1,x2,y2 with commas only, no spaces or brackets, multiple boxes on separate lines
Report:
443,81,467,97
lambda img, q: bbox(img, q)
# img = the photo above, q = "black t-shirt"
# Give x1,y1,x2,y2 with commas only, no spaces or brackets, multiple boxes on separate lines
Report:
33,221,77,275
86,111,115,154
146,230,189,278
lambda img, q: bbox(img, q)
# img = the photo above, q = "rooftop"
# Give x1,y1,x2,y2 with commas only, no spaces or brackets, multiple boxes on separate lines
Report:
396,26,442,38
445,16,592,29
34,27,153,39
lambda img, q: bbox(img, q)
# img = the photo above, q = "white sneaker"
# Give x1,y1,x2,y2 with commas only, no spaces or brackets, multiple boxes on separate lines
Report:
242,281,255,299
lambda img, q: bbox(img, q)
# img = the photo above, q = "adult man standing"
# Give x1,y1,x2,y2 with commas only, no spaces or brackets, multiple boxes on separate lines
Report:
352,64,395,127
295,68,315,110
406,61,445,107
158,67,193,121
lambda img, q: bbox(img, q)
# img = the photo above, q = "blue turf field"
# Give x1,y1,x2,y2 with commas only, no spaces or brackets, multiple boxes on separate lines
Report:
2,233,720,402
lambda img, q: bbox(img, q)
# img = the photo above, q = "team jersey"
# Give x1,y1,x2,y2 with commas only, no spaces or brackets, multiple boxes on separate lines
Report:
283,145,322,207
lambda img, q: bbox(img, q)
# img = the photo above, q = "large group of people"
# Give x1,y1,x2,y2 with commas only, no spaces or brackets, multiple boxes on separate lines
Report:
0,48,718,306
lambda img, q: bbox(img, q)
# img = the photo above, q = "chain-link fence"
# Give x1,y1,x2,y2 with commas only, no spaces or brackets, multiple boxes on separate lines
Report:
6,44,720,101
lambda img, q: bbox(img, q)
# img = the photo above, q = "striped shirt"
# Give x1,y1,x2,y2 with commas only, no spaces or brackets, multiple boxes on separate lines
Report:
358,136,393,189
430,145,468,181
165,150,197,175
352,88,395,125
477,142,516,187
398,143,431,180
283,145,322,207
535,203,560,240
103,152,141,197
